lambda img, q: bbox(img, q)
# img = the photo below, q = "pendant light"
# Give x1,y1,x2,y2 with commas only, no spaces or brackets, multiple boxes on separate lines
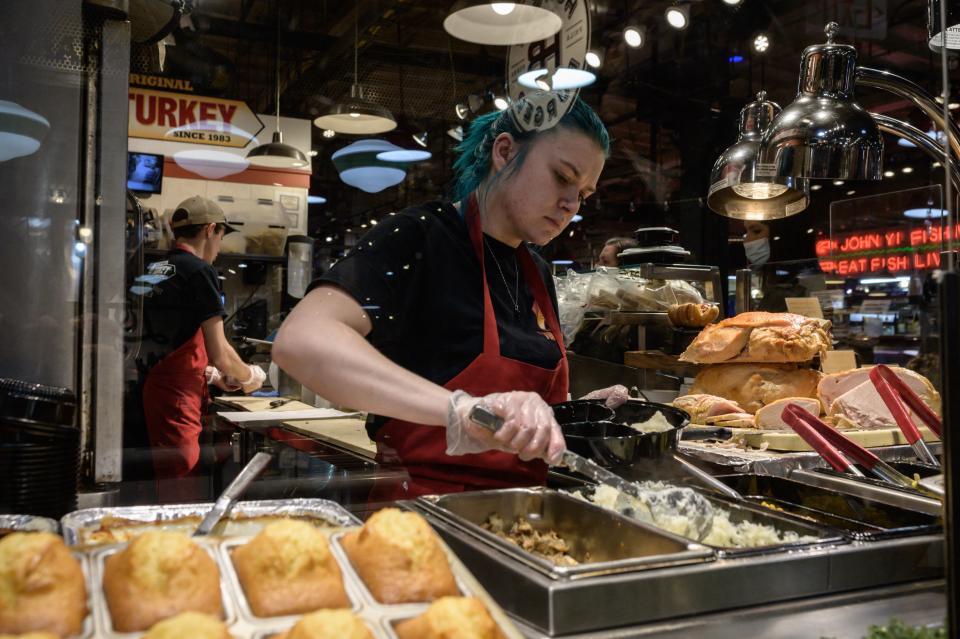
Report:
0,100,49,162
444,1,562,46
247,0,309,168
314,4,397,135
707,92,809,220
331,139,407,193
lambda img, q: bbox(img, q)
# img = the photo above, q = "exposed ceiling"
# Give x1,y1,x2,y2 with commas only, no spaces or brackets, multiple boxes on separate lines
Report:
133,0,957,267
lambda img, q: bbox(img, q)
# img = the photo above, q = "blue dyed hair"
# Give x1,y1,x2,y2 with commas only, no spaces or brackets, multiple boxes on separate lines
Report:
451,97,610,203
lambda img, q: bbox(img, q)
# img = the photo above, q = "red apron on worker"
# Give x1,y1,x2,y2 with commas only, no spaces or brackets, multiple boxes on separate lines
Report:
372,193,569,500
143,325,209,480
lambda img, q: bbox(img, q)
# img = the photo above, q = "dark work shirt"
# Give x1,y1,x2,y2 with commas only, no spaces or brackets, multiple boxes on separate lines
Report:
312,200,563,437
133,248,226,372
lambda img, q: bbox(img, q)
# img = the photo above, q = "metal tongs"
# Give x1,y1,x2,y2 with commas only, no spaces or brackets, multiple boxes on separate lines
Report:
781,403,941,497
868,364,942,467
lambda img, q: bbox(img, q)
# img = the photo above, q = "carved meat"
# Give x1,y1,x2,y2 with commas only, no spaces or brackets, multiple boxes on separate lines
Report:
754,397,822,431
680,312,832,364
672,394,745,424
820,367,941,430
690,364,822,415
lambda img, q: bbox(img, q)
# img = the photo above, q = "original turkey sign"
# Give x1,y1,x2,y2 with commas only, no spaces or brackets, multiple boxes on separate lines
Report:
128,87,264,148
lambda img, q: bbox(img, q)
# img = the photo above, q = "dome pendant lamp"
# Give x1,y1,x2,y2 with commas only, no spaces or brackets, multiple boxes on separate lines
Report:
444,1,562,46
314,3,397,135
247,0,309,168
0,100,49,162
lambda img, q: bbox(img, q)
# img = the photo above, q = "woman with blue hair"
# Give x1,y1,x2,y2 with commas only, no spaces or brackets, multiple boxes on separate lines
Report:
275,96,625,498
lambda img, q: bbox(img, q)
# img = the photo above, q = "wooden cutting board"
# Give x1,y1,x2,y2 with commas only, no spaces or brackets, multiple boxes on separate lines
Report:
687,423,940,452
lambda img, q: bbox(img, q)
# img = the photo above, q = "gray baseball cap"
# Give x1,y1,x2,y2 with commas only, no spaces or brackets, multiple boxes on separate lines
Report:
170,196,237,233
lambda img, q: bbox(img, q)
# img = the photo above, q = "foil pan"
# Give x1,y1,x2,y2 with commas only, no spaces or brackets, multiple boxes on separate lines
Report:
61,499,360,546
416,487,714,579
569,484,844,559
0,513,59,535
53,520,520,638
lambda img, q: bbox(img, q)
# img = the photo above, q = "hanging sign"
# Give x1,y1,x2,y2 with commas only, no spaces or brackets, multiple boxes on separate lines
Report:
505,0,590,132
128,87,264,148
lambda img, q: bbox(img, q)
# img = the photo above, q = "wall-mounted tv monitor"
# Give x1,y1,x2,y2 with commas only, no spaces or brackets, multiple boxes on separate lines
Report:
127,152,164,194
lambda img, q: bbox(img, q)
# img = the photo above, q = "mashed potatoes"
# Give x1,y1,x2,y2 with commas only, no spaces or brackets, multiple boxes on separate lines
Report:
572,483,814,548
629,412,675,434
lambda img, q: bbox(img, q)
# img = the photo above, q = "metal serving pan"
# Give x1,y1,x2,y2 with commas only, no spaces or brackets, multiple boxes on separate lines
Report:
570,484,843,558
61,499,360,546
415,487,713,580
718,474,942,541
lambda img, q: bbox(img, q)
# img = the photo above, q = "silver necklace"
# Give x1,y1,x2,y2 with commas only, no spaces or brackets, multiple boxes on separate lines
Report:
483,236,520,319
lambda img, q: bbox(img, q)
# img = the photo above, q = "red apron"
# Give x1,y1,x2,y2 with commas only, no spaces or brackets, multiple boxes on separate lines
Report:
372,194,569,500
143,326,209,480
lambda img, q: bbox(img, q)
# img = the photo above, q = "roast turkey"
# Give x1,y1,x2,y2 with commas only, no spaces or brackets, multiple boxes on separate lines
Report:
818,366,941,430
672,394,745,424
679,312,832,364
689,364,822,415
754,397,822,431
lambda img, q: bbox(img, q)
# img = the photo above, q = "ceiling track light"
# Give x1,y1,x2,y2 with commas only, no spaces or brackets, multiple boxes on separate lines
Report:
623,24,645,48
665,4,690,30
454,103,469,119
493,95,510,111
722,0,744,5
753,32,770,53
585,49,603,68
412,131,428,148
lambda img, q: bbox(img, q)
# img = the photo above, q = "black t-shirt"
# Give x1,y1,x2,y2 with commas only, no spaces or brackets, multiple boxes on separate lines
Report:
313,200,563,437
133,248,226,372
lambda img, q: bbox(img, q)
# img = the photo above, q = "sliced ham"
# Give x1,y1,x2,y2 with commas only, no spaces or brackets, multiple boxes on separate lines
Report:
754,397,822,431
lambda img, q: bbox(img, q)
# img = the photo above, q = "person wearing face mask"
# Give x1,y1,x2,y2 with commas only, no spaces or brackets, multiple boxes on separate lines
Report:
742,220,805,312
742,221,771,266
130,196,265,493
274,97,628,499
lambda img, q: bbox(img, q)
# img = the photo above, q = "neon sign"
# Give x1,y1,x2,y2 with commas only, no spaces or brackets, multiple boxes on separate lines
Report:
816,223,960,275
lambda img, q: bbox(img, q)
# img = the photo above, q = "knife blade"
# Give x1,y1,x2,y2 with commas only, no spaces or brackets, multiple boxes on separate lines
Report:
193,451,272,536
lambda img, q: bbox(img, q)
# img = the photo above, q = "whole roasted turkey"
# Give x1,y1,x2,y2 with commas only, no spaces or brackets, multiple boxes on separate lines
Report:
679,312,832,364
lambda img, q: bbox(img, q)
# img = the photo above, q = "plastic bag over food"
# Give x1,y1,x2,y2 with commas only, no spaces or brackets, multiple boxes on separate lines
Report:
555,269,592,345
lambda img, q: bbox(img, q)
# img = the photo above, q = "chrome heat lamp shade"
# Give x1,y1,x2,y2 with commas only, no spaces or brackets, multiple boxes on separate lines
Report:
707,91,810,220
247,130,308,168
758,22,883,181
313,84,397,135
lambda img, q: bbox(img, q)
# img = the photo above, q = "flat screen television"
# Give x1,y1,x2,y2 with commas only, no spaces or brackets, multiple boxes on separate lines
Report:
127,152,164,193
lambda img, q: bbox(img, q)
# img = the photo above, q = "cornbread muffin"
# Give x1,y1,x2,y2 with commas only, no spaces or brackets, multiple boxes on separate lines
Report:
395,597,505,639
0,532,87,637
232,519,349,617
143,612,233,639
340,508,458,604
102,531,222,632
0,633,60,639
274,610,373,639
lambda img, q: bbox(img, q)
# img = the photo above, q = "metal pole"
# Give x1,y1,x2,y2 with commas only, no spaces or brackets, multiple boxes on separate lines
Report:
735,269,752,314
939,271,959,636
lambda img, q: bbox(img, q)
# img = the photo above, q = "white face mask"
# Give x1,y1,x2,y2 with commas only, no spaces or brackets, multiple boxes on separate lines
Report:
743,237,770,265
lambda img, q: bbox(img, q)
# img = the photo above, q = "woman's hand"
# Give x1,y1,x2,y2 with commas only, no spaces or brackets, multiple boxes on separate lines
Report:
446,390,566,465
579,384,630,408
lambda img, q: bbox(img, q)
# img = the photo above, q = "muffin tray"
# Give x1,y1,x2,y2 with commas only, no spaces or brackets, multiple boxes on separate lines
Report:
0,513,60,535
68,527,522,639
60,498,360,546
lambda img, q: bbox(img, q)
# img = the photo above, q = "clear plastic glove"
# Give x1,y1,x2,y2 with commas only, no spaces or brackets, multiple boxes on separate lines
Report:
204,366,240,392
225,364,266,394
446,390,566,465
579,384,630,409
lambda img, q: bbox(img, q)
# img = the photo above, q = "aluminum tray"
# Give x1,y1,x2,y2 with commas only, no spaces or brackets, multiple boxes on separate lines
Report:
57,520,521,639
60,498,360,546
718,474,942,541
790,469,943,516
0,513,59,535
416,487,714,580
569,485,844,559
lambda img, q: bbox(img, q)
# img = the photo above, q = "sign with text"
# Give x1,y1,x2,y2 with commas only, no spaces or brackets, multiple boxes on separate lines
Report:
816,222,959,275
822,351,858,375
785,297,825,319
128,87,264,148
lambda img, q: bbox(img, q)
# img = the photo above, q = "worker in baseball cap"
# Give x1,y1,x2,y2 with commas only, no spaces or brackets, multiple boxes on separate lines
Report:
131,195,265,499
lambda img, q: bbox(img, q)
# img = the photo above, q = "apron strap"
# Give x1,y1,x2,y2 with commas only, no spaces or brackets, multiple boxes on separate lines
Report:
465,194,502,358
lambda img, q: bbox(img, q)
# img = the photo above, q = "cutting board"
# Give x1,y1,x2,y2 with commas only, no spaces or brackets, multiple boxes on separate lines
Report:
687,423,940,452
